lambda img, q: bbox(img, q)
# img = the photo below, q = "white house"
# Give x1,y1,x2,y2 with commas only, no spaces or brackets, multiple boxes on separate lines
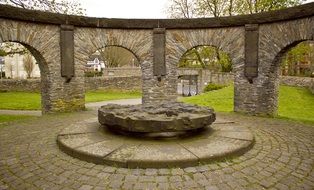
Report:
86,54,105,72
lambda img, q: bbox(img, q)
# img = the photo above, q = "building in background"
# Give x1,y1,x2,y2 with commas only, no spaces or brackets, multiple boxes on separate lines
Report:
86,54,105,72
3,53,40,79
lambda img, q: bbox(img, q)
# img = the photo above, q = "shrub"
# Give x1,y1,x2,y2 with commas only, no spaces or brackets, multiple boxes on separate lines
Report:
84,71,103,77
203,83,227,92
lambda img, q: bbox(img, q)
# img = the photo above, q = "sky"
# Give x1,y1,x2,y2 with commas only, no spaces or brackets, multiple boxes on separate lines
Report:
78,0,169,18
78,0,314,19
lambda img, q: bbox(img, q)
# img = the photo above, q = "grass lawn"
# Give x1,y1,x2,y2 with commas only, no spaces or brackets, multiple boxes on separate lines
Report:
0,91,41,110
181,85,234,112
277,85,314,124
85,89,141,103
182,85,314,124
0,90,142,110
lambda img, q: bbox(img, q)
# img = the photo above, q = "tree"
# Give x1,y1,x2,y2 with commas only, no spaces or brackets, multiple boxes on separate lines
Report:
166,0,196,18
178,45,232,72
98,46,139,68
166,0,304,72
236,0,304,14
23,53,35,78
281,41,314,77
0,42,27,56
0,0,85,15
0,0,86,67
165,0,305,18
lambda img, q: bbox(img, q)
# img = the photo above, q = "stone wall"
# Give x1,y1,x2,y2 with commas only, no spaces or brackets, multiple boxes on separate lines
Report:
102,67,141,77
0,3,313,114
280,76,314,88
0,79,41,92
0,77,142,92
310,81,314,94
85,77,142,91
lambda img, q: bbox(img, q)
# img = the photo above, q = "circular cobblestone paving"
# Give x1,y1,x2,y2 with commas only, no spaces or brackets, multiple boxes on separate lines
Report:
0,111,313,190
57,118,254,168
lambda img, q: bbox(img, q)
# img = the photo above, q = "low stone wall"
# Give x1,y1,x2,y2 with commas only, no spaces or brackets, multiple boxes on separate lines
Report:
102,67,141,77
85,76,142,91
1,76,313,94
0,77,142,92
280,76,314,88
0,79,41,92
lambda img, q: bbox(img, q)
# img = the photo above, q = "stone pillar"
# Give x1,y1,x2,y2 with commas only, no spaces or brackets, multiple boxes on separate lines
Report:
45,25,85,113
142,28,177,104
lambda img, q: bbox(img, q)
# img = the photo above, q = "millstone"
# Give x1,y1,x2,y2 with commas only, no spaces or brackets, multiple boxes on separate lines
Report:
98,102,216,133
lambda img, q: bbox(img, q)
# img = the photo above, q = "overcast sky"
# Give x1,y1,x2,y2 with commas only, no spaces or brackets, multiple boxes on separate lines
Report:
78,0,314,19
78,0,169,18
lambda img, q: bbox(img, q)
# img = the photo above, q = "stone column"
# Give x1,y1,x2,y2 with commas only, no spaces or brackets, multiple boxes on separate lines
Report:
46,25,85,113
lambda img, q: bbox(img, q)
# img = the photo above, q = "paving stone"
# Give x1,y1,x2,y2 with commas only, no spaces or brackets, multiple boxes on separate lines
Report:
169,175,183,182
0,112,313,190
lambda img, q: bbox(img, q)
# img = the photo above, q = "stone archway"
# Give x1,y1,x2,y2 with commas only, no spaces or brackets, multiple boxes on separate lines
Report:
0,19,56,113
74,28,153,103
166,28,244,111
0,19,86,113
256,17,314,115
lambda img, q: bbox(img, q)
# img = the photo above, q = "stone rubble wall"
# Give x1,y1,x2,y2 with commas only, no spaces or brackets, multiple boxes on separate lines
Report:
0,77,142,92
85,77,142,91
102,67,141,77
280,76,314,88
2,75,312,94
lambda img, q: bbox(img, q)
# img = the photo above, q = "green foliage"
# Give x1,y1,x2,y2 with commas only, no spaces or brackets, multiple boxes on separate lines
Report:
84,71,103,77
281,41,314,77
181,85,314,124
203,83,227,92
166,0,304,18
0,48,7,56
178,46,232,72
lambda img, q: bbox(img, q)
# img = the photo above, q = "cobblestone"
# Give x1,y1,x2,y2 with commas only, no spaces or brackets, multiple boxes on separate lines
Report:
0,111,313,189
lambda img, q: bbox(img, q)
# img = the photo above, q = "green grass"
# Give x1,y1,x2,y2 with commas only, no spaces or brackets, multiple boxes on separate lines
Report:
0,91,41,110
277,85,314,124
0,115,35,127
85,89,141,103
182,85,314,124
0,86,313,124
0,90,142,110
181,85,234,112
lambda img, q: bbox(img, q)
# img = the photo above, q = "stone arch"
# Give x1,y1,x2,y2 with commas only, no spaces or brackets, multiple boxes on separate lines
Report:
74,28,152,68
90,45,141,66
256,17,314,115
0,19,60,113
166,28,245,110
166,28,245,71
74,28,153,103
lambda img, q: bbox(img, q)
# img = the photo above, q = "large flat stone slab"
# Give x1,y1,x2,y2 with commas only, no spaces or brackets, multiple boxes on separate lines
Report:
57,118,254,168
98,102,216,133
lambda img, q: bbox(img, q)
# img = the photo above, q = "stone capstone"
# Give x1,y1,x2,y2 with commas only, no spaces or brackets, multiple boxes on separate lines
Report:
98,102,216,133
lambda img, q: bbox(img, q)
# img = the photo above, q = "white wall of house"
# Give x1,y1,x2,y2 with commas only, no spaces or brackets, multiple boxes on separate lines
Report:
3,54,40,79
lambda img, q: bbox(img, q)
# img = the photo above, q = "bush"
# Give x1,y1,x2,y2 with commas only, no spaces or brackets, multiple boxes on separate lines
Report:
84,71,103,77
203,83,227,92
